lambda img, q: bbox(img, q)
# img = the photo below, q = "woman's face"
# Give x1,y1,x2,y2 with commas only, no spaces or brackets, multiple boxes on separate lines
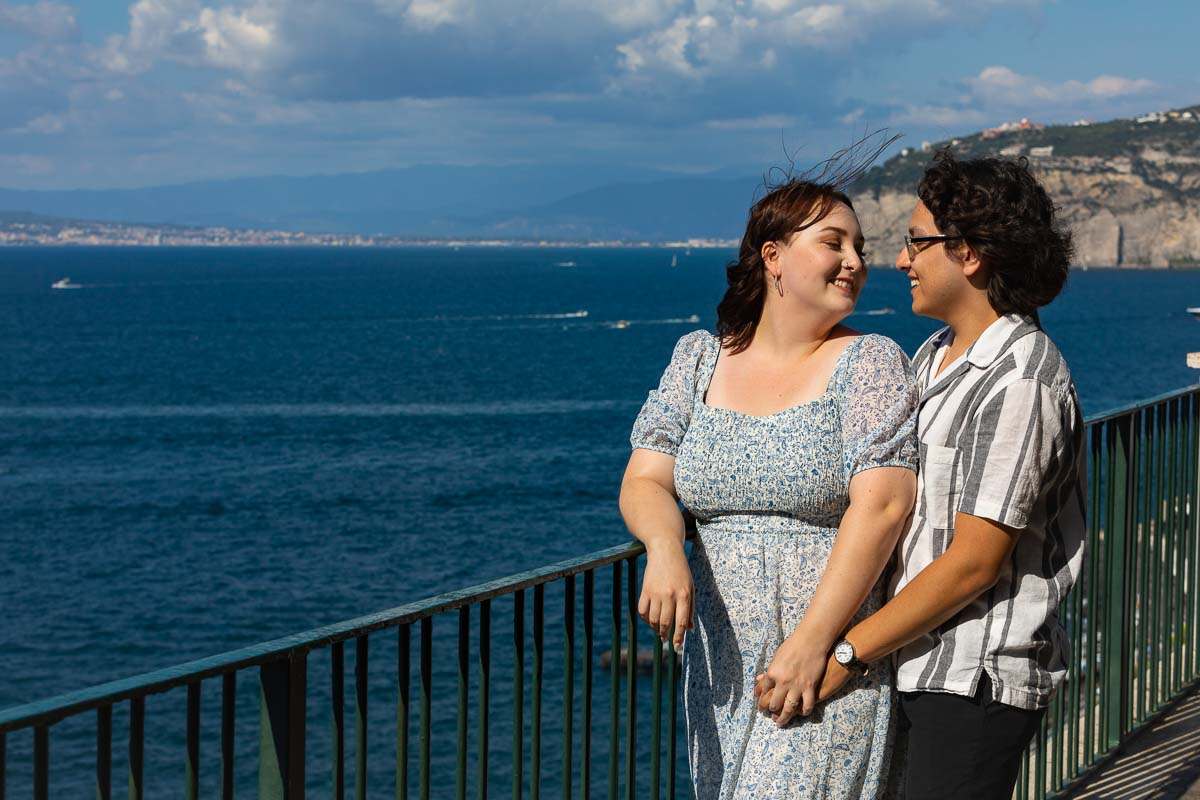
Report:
768,202,868,319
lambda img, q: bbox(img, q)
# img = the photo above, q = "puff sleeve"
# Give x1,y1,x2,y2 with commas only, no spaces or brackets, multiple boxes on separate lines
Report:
839,335,920,480
629,330,710,456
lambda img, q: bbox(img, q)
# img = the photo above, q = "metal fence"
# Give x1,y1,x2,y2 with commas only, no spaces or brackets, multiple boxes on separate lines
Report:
0,542,684,799
1019,386,1200,799
2,386,1200,799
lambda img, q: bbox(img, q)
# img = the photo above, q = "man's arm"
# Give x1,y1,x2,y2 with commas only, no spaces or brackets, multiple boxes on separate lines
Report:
816,511,1021,699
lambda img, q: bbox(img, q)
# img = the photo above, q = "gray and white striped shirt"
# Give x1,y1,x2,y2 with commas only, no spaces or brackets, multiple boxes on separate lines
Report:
890,313,1087,710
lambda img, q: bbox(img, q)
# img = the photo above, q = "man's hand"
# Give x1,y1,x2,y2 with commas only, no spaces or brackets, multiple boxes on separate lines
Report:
755,654,854,725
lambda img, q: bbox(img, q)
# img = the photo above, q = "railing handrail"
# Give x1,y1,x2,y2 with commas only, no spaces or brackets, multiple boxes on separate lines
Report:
5,384,1198,738
1085,385,1200,426
0,538,652,733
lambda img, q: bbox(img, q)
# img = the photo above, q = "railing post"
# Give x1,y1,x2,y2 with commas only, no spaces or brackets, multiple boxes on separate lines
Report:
33,725,48,800
1103,415,1136,750
259,654,308,800
129,697,144,800
97,704,112,800
185,683,200,800
221,673,236,800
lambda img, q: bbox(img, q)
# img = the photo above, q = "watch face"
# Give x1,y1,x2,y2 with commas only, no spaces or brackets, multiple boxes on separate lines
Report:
834,640,854,665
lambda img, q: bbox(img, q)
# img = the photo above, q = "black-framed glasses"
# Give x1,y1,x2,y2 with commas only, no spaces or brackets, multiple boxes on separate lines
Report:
904,234,963,262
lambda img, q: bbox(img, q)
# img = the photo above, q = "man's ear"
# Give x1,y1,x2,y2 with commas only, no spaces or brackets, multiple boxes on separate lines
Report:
959,243,985,278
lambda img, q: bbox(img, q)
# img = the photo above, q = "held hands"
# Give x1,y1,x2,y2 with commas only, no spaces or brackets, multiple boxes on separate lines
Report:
751,631,829,727
753,642,854,728
637,543,694,653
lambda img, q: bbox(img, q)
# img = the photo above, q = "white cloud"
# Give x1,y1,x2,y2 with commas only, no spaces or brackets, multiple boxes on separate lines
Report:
887,104,990,128
0,1,78,41
4,0,1192,192
884,66,1161,136
0,154,55,176
196,6,275,71
607,0,1043,91
98,0,205,73
969,66,1157,105
1079,75,1156,98
705,113,795,129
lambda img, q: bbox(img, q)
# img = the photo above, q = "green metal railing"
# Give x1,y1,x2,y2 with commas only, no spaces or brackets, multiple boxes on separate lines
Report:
3,385,1200,798
0,546,682,799
1021,386,1200,799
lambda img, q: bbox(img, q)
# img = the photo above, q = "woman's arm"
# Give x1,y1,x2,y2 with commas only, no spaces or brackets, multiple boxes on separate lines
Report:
757,465,915,726
808,511,1022,702
619,448,694,653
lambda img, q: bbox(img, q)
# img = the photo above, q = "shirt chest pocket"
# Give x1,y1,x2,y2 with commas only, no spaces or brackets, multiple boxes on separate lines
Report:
923,444,961,531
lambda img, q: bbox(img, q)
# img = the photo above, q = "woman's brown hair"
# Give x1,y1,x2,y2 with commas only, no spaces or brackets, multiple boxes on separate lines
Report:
716,135,896,354
716,184,854,353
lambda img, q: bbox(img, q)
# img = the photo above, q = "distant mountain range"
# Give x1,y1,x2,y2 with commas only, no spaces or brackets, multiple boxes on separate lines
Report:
0,163,766,241
2,104,1199,263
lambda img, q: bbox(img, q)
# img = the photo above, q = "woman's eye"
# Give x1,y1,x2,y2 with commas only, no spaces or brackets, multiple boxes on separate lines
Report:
824,241,840,250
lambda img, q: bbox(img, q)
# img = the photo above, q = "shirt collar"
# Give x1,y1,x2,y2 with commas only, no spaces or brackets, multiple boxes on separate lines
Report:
937,313,1039,370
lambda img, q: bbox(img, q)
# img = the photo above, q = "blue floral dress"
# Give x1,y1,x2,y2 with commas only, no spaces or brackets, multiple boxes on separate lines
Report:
631,330,918,799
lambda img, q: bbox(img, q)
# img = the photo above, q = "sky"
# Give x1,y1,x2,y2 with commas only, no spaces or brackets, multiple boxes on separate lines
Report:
0,0,1195,190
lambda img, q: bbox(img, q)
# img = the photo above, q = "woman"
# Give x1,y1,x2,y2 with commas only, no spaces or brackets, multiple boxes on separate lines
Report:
619,178,918,798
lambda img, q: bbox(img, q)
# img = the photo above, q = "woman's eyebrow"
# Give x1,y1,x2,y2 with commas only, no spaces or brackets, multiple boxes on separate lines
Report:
818,224,866,246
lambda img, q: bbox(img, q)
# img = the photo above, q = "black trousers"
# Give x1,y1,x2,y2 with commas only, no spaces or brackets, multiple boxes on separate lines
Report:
899,673,1046,800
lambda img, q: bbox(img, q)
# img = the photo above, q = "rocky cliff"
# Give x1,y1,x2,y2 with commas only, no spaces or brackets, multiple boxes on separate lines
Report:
851,105,1200,268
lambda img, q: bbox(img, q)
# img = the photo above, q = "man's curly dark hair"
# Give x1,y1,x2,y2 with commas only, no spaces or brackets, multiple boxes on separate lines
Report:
918,148,1073,316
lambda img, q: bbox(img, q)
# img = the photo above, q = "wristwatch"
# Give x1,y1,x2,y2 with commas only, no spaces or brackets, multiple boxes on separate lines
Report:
833,639,869,676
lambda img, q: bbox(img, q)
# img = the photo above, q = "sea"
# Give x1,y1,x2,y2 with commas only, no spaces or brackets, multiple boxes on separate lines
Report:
2,246,1199,796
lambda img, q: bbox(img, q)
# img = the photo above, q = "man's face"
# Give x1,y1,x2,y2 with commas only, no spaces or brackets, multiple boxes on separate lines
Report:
895,200,967,322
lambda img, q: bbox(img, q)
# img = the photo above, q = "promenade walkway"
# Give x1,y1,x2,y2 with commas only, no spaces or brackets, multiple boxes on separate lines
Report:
1065,683,1200,799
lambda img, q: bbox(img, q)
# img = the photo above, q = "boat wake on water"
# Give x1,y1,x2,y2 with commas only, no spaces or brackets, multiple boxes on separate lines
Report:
605,314,701,329
423,310,590,322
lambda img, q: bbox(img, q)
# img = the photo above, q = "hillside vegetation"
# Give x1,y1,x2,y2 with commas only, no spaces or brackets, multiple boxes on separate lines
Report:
853,105,1200,266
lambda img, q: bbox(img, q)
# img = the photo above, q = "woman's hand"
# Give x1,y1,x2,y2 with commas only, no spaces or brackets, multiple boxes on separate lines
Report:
755,654,852,724
753,633,830,727
637,542,694,653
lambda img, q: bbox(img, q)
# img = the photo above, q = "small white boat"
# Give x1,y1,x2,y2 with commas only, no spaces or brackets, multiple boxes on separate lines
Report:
51,277,81,290
613,320,631,329
554,261,577,267
1187,307,1200,319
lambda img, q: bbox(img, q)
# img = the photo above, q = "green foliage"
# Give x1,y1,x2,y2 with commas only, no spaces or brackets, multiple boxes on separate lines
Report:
857,105,1200,196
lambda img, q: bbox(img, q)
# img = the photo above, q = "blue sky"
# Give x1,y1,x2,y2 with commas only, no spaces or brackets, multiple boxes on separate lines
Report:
0,0,1195,189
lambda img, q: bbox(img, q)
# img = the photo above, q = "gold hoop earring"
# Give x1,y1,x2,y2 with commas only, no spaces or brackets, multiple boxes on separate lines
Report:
773,273,783,297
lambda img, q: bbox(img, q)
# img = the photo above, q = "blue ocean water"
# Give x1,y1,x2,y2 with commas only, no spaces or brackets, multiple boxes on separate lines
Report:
2,246,1200,795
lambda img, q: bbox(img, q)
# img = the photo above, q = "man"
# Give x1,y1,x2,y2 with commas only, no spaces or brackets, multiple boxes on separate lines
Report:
759,150,1086,799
